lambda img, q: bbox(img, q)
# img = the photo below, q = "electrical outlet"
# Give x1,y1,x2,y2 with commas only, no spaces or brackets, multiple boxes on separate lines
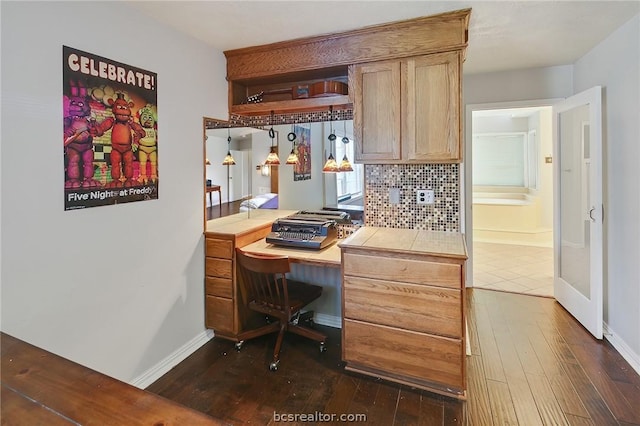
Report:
416,189,435,205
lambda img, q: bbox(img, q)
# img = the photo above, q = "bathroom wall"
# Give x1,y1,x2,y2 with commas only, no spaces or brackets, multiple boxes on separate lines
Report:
471,109,553,245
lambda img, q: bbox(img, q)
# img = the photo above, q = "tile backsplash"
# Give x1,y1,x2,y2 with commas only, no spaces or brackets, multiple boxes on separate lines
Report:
364,164,460,231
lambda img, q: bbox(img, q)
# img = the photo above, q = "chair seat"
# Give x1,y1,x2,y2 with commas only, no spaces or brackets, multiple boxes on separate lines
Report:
250,280,322,315
285,280,323,312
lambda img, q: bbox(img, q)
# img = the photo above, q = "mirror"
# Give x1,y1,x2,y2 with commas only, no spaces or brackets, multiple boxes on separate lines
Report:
204,117,363,221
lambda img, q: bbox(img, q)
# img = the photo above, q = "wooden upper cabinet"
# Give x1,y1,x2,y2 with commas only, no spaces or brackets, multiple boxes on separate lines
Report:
402,51,462,162
350,61,401,161
223,9,470,116
351,51,462,164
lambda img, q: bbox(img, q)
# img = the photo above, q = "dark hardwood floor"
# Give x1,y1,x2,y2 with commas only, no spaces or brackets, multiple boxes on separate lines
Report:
147,289,640,425
207,200,243,221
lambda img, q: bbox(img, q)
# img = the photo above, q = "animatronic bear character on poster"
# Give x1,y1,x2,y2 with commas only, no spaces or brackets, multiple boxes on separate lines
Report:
63,46,158,210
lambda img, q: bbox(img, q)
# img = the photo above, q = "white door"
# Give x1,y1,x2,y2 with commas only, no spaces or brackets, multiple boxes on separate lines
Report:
228,150,248,202
553,86,603,339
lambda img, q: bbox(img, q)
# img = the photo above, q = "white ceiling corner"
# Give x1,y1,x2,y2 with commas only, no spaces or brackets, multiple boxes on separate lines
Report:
126,0,640,75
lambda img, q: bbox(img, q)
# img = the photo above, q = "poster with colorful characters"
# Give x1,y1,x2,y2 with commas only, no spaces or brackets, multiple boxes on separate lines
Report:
293,124,311,181
63,46,158,210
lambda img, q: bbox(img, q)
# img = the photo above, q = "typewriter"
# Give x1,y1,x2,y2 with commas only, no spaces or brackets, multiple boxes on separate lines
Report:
266,213,339,250
295,210,351,223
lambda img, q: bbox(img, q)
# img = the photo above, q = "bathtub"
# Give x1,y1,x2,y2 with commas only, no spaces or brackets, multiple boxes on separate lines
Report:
472,191,552,246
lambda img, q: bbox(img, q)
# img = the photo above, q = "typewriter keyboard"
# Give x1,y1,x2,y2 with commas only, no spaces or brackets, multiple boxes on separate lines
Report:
278,231,314,241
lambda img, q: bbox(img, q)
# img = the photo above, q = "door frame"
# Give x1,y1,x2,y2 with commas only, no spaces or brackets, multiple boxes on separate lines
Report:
463,99,562,288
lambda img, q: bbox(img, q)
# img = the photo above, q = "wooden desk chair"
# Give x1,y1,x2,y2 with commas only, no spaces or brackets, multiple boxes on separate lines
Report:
235,248,327,371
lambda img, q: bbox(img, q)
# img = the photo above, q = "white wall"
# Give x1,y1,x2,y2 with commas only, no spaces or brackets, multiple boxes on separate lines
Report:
573,15,640,365
531,108,554,230
472,111,553,245
464,65,573,105
464,65,573,237
0,1,227,383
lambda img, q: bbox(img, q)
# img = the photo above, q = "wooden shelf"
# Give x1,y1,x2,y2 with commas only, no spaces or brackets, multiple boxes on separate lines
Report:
230,95,351,116
223,9,470,117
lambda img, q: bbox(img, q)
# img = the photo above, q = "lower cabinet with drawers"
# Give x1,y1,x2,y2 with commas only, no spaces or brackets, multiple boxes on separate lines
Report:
339,227,468,399
204,224,273,341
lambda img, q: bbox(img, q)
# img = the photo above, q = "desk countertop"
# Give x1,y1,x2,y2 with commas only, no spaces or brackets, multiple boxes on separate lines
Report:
339,227,467,260
206,213,466,262
205,210,298,236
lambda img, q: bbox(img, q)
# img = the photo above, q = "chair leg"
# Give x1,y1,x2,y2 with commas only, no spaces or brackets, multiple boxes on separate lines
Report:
288,323,326,344
270,322,287,371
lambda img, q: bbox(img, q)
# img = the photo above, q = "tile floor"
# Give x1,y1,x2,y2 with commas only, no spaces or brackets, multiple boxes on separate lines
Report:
472,241,554,297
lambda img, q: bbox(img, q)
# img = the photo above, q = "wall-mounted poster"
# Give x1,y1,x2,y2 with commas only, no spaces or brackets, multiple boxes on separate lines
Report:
63,46,158,210
293,124,311,181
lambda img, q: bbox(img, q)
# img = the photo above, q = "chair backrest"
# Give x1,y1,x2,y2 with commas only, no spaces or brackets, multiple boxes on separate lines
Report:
235,249,292,316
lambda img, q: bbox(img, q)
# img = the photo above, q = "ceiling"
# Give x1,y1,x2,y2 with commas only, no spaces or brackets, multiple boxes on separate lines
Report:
126,1,639,75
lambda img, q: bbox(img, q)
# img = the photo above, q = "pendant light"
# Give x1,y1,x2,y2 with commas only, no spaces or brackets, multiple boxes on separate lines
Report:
221,126,236,165
338,120,353,172
264,111,281,165
322,106,339,173
285,123,299,165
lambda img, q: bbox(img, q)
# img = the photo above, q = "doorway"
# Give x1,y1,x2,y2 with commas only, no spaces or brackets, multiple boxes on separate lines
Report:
467,103,555,297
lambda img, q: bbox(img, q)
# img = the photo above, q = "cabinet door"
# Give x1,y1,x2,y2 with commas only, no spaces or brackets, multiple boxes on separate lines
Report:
350,61,401,161
402,51,461,162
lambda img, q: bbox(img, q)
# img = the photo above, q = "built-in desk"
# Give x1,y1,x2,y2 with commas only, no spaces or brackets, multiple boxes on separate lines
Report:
204,211,298,341
205,216,469,398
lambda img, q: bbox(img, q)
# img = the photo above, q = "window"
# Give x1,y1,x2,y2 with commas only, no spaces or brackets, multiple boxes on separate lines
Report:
473,132,538,189
334,132,363,201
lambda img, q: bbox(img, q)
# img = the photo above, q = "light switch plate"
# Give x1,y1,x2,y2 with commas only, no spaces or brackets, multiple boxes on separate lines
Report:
389,188,401,204
416,189,435,205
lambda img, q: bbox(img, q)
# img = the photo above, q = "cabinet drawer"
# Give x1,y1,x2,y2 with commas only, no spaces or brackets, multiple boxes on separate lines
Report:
343,253,461,289
344,276,462,338
205,295,234,333
343,319,463,390
205,276,233,298
205,258,233,279
205,238,233,259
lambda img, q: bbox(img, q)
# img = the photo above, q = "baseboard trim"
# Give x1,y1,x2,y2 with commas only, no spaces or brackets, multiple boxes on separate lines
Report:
603,322,640,376
130,329,214,389
314,313,341,329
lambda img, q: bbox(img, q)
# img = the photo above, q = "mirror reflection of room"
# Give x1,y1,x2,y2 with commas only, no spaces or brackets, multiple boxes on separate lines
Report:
204,119,363,221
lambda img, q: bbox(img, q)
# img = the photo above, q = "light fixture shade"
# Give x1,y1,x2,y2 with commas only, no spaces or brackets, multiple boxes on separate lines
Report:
222,151,236,165
264,146,280,165
205,158,211,165
285,148,299,165
322,153,339,173
338,154,353,172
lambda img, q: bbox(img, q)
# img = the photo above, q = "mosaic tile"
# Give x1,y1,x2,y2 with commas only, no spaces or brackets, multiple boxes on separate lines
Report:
205,110,353,129
364,164,459,232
